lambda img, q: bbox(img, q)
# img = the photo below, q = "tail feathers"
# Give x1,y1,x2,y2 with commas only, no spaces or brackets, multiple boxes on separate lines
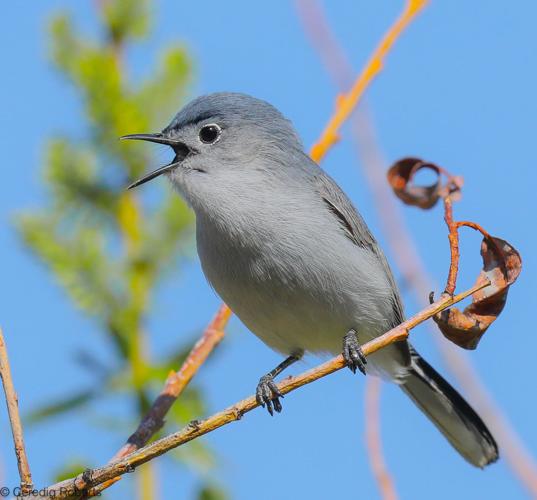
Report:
401,349,498,468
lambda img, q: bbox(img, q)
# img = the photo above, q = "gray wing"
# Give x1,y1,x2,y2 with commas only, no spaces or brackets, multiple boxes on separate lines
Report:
313,171,405,328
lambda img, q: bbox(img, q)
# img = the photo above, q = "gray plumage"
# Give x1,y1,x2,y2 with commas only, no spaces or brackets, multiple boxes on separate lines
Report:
126,92,498,467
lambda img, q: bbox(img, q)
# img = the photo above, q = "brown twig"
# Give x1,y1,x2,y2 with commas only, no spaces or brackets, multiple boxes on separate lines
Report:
87,304,230,497
443,196,460,295
365,378,398,500
0,328,33,495
297,2,537,496
456,220,491,238
44,281,487,498
309,0,429,163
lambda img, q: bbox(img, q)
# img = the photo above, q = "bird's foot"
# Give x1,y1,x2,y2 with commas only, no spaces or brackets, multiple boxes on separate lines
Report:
343,329,367,374
256,374,284,416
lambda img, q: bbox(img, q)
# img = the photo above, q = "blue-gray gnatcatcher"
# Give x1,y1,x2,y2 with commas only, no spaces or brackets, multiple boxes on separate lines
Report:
123,92,498,467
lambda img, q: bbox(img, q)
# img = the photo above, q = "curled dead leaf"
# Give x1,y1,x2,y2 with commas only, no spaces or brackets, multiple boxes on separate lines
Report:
387,157,441,208
387,157,463,209
433,236,521,349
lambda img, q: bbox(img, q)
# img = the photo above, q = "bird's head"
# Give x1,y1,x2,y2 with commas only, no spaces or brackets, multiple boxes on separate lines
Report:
122,93,303,203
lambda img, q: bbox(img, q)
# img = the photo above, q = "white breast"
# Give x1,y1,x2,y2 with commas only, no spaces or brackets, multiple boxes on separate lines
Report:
195,206,398,360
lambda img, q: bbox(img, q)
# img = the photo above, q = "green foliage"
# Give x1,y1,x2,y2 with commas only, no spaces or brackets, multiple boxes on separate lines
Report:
197,484,228,500
16,0,214,498
26,388,101,425
99,0,151,42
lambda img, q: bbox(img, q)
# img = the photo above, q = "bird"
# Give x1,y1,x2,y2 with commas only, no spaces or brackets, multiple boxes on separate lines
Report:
123,92,498,468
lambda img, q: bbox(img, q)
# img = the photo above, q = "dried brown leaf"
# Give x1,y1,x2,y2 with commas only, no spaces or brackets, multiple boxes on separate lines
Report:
387,157,464,208
433,236,521,349
387,157,442,209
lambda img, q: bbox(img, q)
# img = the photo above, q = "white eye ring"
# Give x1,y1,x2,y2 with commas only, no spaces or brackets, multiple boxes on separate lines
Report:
198,123,222,144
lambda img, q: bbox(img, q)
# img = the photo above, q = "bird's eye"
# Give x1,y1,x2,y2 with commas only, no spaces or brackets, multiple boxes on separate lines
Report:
199,124,221,144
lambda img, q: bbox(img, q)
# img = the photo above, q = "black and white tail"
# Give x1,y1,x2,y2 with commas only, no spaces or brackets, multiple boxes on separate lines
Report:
401,348,498,468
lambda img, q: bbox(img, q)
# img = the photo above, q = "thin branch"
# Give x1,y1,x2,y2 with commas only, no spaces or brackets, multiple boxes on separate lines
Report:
294,0,354,89
45,281,488,498
0,328,33,495
309,0,429,163
87,304,230,497
365,378,398,500
443,196,460,295
297,2,537,496
456,220,491,238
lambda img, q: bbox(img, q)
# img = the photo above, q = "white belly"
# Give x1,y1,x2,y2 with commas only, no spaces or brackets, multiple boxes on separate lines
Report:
196,217,408,380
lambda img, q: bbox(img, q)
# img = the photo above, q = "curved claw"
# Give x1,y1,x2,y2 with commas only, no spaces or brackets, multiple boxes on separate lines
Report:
343,329,367,375
256,375,284,415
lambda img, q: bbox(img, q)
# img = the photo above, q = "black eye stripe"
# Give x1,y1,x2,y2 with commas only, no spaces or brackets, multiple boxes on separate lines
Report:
199,124,221,144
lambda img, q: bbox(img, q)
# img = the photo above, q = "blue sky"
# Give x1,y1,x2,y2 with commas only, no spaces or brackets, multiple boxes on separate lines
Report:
1,1,536,499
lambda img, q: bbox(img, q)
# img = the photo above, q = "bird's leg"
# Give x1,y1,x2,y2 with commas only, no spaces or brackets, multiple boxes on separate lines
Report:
256,352,302,416
343,329,367,374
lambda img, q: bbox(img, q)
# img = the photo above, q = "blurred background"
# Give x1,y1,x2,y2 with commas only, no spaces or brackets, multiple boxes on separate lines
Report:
1,1,536,499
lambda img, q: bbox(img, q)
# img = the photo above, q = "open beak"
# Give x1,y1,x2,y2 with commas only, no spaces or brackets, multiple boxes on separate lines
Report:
121,133,190,189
